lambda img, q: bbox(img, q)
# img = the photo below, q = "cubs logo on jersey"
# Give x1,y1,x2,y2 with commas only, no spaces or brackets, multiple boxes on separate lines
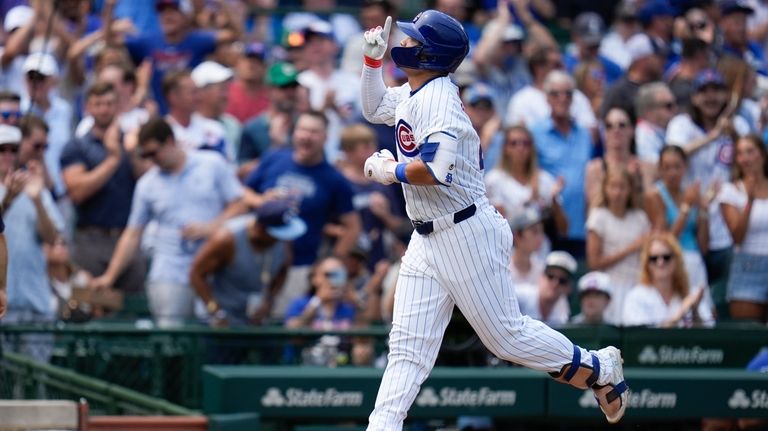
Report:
396,119,419,157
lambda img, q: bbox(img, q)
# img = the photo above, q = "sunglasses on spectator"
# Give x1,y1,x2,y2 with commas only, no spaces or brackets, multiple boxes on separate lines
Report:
506,139,532,147
548,89,573,98
605,121,629,130
648,253,674,265
689,21,708,31
656,100,677,110
140,150,158,159
0,145,19,154
0,110,22,121
26,71,48,83
545,272,570,287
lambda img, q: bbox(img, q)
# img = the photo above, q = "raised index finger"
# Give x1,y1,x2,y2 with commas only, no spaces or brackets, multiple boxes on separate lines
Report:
382,16,392,40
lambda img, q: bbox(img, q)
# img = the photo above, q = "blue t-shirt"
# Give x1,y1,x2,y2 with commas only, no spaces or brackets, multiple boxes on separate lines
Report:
125,30,217,114
350,180,404,268
60,132,136,228
530,118,593,240
245,149,356,266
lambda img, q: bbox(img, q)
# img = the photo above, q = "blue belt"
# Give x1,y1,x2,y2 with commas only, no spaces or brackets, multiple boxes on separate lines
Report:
411,203,477,236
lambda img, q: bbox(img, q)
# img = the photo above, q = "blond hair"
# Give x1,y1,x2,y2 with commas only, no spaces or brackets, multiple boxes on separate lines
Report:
591,167,641,210
340,123,377,152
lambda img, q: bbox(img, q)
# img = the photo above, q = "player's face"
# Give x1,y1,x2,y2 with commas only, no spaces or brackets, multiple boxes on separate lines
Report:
400,37,421,48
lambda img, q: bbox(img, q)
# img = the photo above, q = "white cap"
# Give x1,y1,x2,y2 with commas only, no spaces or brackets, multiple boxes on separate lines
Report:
626,33,655,64
577,271,612,298
191,61,233,88
4,5,33,33
0,125,22,146
545,251,578,276
22,52,60,76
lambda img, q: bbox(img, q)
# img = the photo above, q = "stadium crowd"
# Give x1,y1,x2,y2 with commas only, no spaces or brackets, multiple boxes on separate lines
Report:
0,0,767,360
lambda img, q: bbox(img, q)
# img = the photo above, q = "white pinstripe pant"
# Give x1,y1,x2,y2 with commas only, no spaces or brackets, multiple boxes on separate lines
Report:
367,203,593,431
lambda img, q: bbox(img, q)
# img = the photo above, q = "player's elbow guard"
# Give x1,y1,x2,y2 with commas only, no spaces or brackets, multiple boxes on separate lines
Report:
421,132,458,186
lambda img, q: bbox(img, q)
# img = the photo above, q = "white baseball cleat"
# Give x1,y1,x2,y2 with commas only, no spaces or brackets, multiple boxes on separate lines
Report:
592,346,629,424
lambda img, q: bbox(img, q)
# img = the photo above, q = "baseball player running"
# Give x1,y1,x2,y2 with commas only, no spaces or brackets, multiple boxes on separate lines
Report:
360,10,628,430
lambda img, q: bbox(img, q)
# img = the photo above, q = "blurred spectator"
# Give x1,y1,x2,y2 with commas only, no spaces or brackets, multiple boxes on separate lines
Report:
645,146,710,291
0,91,21,128
667,37,710,110
90,117,244,327
18,115,53,191
516,251,577,327
189,199,307,327
472,0,542,114
718,55,761,133
284,256,351,328
570,271,612,324
600,33,665,120
586,167,650,325
245,111,361,318
506,46,597,131
0,124,63,362
719,0,767,76
191,61,241,161
666,69,750,308
238,62,308,179
281,0,360,48
121,0,239,114
573,59,606,118
75,63,151,138
163,70,228,158
336,123,406,269
635,81,678,165
719,134,768,323
508,207,546,285
485,125,567,254
638,0,676,62
61,83,147,293
225,42,270,124
430,0,482,47
113,0,162,35
529,70,593,257
461,83,503,171
296,20,361,162
21,52,73,200
677,8,716,45
0,5,33,93
564,12,623,84
599,0,641,70
586,107,648,208
623,232,714,327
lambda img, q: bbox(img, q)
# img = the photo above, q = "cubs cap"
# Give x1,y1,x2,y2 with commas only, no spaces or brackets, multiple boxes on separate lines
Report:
693,69,726,91
545,251,578,277
254,199,307,241
578,271,612,298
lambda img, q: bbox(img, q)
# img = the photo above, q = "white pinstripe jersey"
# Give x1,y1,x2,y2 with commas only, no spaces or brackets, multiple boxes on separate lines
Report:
368,76,486,221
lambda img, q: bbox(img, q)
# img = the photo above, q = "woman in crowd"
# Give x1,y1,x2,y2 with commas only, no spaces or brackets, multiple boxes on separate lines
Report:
573,59,605,119
644,146,709,291
719,135,768,323
623,233,714,327
585,107,649,208
485,125,567,257
586,167,650,324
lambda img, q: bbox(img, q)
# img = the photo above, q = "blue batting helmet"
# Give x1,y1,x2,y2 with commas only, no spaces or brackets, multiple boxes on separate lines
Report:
391,10,469,74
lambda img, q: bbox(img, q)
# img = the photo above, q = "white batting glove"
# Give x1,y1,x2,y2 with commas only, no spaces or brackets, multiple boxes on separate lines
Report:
363,16,392,61
364,149,398,185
